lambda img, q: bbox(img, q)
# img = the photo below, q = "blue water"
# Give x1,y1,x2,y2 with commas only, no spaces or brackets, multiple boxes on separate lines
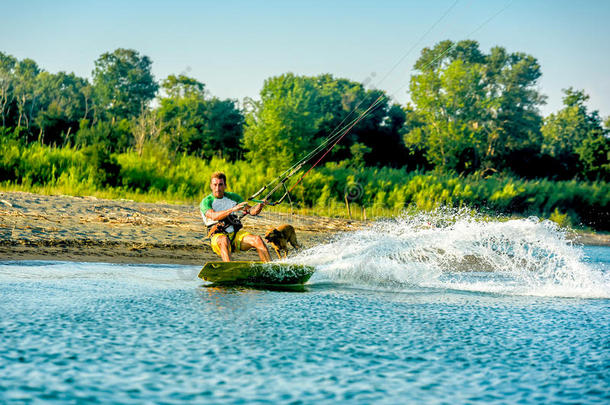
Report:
1,217,609,403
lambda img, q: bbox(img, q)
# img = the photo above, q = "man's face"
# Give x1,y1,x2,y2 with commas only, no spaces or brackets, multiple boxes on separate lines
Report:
210,177,226,198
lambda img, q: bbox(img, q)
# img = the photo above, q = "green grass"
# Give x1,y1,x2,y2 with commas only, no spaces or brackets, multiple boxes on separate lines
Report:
1,140,608,230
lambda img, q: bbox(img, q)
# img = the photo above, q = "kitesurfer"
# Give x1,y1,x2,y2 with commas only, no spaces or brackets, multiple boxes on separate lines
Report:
201,172,271,262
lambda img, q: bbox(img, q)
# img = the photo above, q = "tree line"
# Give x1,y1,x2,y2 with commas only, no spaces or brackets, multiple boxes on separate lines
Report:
0,40,608,181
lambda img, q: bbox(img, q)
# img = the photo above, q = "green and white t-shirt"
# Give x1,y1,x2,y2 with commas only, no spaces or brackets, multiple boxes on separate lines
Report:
200,192,244,233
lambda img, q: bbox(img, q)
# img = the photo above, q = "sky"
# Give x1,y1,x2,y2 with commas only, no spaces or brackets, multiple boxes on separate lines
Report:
2,0,609,117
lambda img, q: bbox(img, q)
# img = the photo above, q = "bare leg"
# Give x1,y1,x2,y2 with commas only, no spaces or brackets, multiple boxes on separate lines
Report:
240,234,271,262
216,235,232,262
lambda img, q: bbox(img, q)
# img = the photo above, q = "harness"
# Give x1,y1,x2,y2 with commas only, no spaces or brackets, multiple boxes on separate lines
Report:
206,213,244,252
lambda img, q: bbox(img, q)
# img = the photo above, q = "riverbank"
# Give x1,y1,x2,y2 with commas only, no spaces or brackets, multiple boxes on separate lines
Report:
0,191,362,264
0,191,607,265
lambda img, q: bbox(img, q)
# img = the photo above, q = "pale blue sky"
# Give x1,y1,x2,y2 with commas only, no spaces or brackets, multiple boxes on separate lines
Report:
2,0,609,117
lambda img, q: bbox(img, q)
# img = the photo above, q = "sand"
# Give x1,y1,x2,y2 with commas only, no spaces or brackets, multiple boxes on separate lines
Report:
0,191,607,265
0,191,362,265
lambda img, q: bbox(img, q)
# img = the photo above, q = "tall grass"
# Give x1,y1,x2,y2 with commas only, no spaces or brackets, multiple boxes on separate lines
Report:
1,140,608,230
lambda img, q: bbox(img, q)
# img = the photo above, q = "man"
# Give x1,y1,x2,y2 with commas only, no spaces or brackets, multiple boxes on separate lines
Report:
201,172,271,262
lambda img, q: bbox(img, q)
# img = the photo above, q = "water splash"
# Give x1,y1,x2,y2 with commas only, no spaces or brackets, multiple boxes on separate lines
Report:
291,209,610,298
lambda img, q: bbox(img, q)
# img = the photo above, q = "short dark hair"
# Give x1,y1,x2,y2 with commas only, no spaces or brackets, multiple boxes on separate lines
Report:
210,171,227,184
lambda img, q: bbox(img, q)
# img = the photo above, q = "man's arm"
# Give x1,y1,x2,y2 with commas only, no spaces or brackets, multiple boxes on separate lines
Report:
205,202,248,222
207,201,264,220
247,202,265,216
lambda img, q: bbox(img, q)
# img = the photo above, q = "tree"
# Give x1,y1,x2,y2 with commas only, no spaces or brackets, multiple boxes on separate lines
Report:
132,108,163,156
483,47,545,173
243,73,408,169
541,88,609,180
346,89,408,167
34,71,90,145
407,40,545,174
409,52,488,173
13,58,40,130
1,54,94,145
0,52,17,128
576,135,610,181
92,48,158,121
161,74,205,99
200,98,244,160
243,73,321,169
400,104,432,171
157,75,244,159
73,119,131,152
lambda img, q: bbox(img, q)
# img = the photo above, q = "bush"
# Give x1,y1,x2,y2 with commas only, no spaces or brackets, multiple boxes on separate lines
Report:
74,119,131,152
82,145,121,187
1,140,608,230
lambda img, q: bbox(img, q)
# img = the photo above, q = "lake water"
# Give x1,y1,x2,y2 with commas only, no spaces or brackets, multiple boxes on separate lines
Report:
1,216,609,403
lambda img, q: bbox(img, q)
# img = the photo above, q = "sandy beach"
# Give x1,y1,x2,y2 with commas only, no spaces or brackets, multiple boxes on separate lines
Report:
1,191,607,265
0,191,363,265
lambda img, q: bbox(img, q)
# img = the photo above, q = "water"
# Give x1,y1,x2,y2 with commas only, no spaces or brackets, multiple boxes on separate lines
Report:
1,215,609,403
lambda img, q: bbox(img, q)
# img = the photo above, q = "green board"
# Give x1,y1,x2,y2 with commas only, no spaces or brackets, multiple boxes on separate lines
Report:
198,261,315,285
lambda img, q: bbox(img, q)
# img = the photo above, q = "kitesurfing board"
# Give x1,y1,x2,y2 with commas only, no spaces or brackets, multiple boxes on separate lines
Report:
198,261,315,285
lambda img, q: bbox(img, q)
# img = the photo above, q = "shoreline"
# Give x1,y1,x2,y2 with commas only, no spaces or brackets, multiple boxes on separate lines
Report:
1,191,608,265
0,191,359,265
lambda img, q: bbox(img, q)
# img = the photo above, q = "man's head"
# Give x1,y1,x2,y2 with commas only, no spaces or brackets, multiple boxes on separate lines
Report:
210,172,227,198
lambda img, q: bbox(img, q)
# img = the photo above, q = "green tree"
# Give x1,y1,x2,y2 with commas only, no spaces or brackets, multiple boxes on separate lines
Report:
74,119,131,152
34,71,90,145
243,73,321,169
409,52,488,173
162,74,205,99
483,47,545,173
407,40,544,175
576,135,610,181
92,48,158,121
349,142,371,168
82,144,122,187
351,90,408,167
157,74,244,159
0,52,17,128
244,73,407,169
401,104,432,170
541,88,609,180
13,58,40,131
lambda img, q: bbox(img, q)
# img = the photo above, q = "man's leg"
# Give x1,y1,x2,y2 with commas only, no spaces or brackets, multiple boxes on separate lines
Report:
240,234,271,262
214,234,232,262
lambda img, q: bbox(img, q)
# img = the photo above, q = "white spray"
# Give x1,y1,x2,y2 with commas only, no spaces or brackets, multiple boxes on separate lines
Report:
290,209,610,298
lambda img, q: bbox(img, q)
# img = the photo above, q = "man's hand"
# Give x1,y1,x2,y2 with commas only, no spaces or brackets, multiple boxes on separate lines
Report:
249,202,265,216
232,202,248,212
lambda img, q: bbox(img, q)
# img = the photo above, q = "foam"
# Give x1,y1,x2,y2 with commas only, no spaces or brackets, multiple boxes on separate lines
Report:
291,209,610,298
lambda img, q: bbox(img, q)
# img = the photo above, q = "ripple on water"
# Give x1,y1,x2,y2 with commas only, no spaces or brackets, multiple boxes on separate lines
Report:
1,242,609,403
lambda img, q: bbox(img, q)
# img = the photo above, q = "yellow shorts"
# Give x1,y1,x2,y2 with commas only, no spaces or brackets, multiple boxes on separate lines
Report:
210,230,251,256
